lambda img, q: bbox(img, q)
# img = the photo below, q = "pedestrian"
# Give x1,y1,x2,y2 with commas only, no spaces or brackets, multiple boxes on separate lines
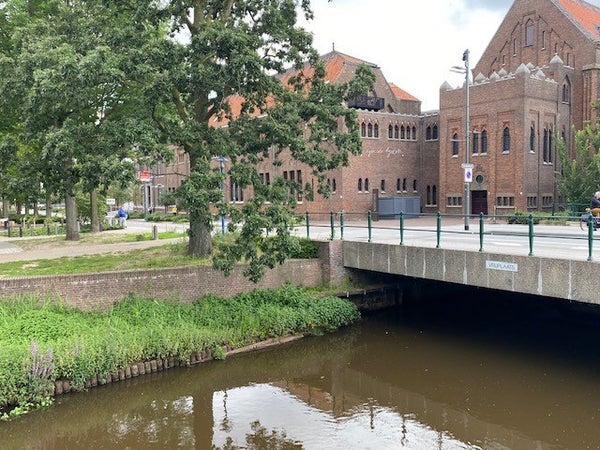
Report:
117,206,128,228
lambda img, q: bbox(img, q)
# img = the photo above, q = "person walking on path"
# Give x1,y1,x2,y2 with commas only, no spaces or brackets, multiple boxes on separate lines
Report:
117,207,128,228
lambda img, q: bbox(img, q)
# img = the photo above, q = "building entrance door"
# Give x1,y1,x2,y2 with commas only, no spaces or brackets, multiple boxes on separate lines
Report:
471,190,488,215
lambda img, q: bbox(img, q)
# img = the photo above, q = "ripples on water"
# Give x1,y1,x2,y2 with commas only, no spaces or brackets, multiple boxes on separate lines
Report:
2,280,600,449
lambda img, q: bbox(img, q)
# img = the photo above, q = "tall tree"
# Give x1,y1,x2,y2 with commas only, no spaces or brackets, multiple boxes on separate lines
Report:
0,0,171,239
150,0,373,280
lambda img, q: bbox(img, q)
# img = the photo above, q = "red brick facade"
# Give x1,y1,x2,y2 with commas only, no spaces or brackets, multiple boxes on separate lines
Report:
152,0,600,218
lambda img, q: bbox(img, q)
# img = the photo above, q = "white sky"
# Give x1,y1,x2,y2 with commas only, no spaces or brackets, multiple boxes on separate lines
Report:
300,0,515,111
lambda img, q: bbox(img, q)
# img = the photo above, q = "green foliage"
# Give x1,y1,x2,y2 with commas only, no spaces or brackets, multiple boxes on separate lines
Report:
556,125,600,209
506,211,541,224
0,286,360,418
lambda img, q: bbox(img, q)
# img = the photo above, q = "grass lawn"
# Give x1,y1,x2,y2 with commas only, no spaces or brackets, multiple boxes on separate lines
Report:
0,230,207,277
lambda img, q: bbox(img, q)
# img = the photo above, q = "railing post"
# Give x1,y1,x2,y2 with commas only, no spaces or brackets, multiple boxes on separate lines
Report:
340,211,344,240
367,211,372,243
305,211,310,239
479,212,484,252
588,214,594,261
528,214,534,256
399,211,404,245
330,211,335,240
436,211,441,248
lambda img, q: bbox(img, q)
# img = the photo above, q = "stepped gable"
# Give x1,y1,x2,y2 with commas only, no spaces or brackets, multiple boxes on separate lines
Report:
556,0,600,40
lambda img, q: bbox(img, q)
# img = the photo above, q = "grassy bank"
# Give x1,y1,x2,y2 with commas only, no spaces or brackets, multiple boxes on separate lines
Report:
0,284,360,420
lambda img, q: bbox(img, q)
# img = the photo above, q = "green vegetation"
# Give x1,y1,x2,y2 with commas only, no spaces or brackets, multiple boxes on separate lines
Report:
0,285,361,420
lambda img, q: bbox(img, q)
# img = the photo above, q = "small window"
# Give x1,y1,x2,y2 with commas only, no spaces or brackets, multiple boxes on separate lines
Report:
364,178,369,192
502,126,511,152
472,131,479,155
525,19,535,46
367,123,373,138
373,123,379,138
394,125,399,139
452,132,459,156
432,125,438,140
360,123,366,137
481,129,488,154
388,124,393,139
426,126,432,140
530,125,535,152
358,178,362,192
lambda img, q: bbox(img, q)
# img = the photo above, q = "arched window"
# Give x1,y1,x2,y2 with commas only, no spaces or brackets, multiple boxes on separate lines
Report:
543,128,548,162
412,180,417,192
367,123,373,138
472,130,479,155
373,123,379,138
388,124,393,139
525,19,535,46
481,129,488,153
452,132,459,156
358,178,362,192
394,125,399,139
360,123,366,137
380,179,385,192
502,126,511,152
426,125,432,140
432,185,437,205
548,127,553,163
332,179,336,192
400,125,405,140
562,77,571,103
364,178,369,192
396,178,401,192
402,178,407,192
530,125,535,152
412,126,417,140
432,125,438,140
427,185,431,205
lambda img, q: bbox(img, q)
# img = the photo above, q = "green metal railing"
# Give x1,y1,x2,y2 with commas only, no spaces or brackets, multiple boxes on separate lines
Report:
294,210,598,262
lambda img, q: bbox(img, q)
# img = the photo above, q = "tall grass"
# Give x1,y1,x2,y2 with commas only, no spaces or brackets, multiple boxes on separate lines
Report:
0,284,360,420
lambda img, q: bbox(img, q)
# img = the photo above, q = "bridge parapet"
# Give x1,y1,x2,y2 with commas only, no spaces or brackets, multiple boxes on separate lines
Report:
342,241,600,306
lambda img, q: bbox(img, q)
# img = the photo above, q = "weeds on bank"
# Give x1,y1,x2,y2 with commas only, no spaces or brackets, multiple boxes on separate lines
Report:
0,285,361,420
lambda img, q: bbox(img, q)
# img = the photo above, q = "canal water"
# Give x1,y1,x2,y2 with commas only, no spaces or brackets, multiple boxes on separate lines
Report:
1,283,600,449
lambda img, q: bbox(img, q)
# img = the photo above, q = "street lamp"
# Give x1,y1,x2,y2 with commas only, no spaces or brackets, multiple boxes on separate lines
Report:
213,156,228,235
452,49,472,231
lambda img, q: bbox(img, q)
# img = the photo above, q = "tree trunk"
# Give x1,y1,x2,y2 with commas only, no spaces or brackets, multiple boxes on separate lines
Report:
45,195,52,220
65,194,80,241
187,217,213,256
2,198,8,218
90,189,100,233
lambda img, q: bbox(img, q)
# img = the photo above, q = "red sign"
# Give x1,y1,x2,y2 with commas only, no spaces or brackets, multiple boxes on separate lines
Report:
139,171,151,182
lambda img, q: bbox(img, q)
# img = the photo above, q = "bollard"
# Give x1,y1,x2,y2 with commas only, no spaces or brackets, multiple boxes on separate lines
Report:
340,211,344,240
436,211,441,248
399,211,404,245
152,225,158,240
528,214,534,256
588,214,594,261
19,226,23,238
329,211,335,240
367,211,372,243
479,212,484,252
305,211,310,239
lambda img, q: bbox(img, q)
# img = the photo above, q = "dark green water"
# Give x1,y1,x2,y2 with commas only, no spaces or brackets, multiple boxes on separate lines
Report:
1,287,600,449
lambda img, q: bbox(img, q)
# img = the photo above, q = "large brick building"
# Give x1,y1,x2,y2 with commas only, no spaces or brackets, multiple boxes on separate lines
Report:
151,0,600,218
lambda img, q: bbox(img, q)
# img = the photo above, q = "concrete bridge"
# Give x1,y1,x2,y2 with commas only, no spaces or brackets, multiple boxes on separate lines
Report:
305,217,600,307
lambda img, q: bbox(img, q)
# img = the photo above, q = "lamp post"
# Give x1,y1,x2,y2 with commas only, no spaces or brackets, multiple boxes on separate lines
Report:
452,49,472,230
214,156,228,235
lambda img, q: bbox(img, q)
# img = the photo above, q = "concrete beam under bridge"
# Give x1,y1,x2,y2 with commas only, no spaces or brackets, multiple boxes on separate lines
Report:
342,241,600,306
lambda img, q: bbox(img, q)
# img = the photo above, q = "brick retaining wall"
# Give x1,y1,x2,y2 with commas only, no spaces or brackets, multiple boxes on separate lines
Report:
0,241,344,311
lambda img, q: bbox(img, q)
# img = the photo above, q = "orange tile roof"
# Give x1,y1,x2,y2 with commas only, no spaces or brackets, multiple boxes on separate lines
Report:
558,0,600,39
389,82,418,102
